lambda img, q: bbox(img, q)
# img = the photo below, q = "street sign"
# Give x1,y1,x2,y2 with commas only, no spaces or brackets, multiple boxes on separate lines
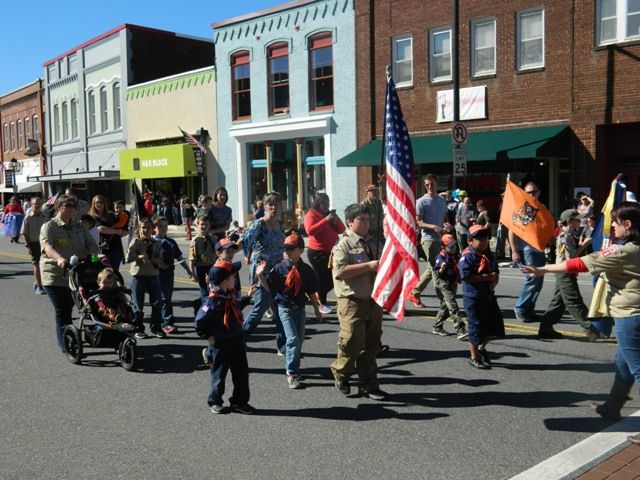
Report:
453,147,467,177
452,122,468,145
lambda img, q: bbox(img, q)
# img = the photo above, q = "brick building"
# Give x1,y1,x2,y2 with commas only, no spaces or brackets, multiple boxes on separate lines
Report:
344,0,640,216
0,79,47,203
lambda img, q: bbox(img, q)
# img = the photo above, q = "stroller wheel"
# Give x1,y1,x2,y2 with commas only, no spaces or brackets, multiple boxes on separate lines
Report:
63,325,83,364
119,338,136,371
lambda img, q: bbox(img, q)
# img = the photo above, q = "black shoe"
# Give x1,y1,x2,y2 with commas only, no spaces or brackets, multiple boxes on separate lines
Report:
586,327,606,342
150,330,166,339
230,403,256,415
592,402,622,422
358,387,388,400
538,328,563,339
479,348,491,366
468,356,489,369
334,376,350,395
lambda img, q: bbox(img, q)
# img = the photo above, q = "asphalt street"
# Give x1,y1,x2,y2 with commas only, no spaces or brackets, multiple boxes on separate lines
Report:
0,236,629,480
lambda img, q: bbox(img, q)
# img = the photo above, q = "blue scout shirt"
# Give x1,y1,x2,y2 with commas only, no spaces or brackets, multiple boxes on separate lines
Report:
267,258,318,308
153,235,183,272
194,287,244,339
459,246,498,299
434,249,460,283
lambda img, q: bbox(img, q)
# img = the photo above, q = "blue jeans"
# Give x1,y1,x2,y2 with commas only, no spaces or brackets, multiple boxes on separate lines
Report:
44,286,75,349
278,305,306,375
130,275,163,333
515,248,546,316
242,285,285,352
158,269,175,327
613,316,640,393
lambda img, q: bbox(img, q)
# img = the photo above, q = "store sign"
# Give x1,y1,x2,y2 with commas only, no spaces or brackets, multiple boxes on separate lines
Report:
436,86,487,123
119,144,198,179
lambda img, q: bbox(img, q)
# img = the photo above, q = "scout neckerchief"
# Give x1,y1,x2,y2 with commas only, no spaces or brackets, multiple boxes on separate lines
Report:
209,288,243,330
283,260,302,296
462,246,491,275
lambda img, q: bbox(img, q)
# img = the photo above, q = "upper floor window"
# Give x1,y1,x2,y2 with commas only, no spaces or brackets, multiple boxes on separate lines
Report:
9,122,16,150
392,34,413,87
32,115,39,142
24,117,31,142
268,43,290,115
430,27,452,82
47,63,57,82
100,87,108,132
68,53,77,74
597,0,640,44
88,91,96,135
53,105,60,143
3,124,8,152
309,32,334,110
62,102,69,141
17,120,23,149
471,18,496,77
71,99,78,138
231,50,251,120
517,8,544,71
113,83,121,129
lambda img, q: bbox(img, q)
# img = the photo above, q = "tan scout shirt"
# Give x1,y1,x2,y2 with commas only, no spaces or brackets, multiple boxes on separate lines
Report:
21,212,46,242
40,216,99,287
332,229,379,300
556,229,579,264
582,242,640,317
188,234,216,268
125,237,162,277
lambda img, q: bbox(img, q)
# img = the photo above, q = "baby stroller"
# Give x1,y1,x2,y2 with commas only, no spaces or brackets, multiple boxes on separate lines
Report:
62,256,137,370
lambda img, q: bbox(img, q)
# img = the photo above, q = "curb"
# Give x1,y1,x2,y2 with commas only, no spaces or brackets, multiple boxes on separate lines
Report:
510,410,640,480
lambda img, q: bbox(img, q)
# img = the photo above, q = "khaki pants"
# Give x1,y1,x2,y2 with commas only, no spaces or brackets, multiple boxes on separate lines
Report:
330,297,383,390
412,239,441,295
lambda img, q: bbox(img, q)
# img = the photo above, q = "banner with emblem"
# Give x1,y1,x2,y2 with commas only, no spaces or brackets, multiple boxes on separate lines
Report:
499,180,555,252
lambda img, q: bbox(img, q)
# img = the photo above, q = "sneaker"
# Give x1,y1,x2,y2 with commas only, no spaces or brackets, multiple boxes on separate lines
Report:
376,344,390,357
162,325,178,335
265,308,273,319
33,282,37,292
287,374,303,389
150,330,166,339
334,375,351,395
592,402,622,422
202,348,211,367
230,403,256,415
478,348,492,366
276,350,284,356
468,356,489,369
358,387,388,401
318,304,332,315
538,328,563,339
456,328,468,341
209,404,227,414
514,309,538,323
35,287,47,295
116,323,135,332
134,331,148,340
432,326,449,336
407,293,425,308
586,327,606,342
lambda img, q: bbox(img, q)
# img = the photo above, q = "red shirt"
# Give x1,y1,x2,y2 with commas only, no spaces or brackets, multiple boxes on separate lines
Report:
303,207,345,253
4,203,24,215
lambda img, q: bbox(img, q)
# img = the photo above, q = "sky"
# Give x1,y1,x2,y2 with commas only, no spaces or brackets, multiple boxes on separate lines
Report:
0,0,288,95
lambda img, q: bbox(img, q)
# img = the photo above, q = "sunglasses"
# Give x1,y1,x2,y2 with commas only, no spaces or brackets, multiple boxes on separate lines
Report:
61,203,77,209
525,190,540,195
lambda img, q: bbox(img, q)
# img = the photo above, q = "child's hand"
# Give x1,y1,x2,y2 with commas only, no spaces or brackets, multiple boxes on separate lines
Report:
368,260,379,272
256,260,268,276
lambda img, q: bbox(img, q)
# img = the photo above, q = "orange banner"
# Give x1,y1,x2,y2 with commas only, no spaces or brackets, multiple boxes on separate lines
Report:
499,180,555,252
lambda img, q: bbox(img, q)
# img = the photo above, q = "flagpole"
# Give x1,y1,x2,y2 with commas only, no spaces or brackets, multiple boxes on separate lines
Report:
373,65,391,258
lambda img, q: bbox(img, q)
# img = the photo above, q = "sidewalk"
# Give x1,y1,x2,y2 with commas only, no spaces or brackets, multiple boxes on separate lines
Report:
511,411,640,480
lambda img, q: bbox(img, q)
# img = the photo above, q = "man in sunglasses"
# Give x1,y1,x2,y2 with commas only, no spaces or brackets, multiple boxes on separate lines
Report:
508,181,547,324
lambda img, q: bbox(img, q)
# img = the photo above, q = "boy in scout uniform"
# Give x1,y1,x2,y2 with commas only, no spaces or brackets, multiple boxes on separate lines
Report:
537,209,604,341
21,196,47,295
330,203,387,401
189,215,217,303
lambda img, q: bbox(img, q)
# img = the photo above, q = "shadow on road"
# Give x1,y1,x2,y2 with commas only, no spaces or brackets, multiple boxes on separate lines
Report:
256,403,450,421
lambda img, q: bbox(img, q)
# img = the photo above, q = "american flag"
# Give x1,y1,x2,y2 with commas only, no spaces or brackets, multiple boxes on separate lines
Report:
179,127,206,153
372,78,419,321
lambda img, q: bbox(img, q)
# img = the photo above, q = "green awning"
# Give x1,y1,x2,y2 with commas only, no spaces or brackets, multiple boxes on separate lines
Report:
337,125,570,167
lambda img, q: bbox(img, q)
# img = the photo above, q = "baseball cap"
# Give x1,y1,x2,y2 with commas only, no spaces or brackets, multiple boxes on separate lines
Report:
468,224,489,239
441,234,457,248
366,184,379,192
284,232,305,250
559,209,580,222
208,259,241,285
215,238,239,251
